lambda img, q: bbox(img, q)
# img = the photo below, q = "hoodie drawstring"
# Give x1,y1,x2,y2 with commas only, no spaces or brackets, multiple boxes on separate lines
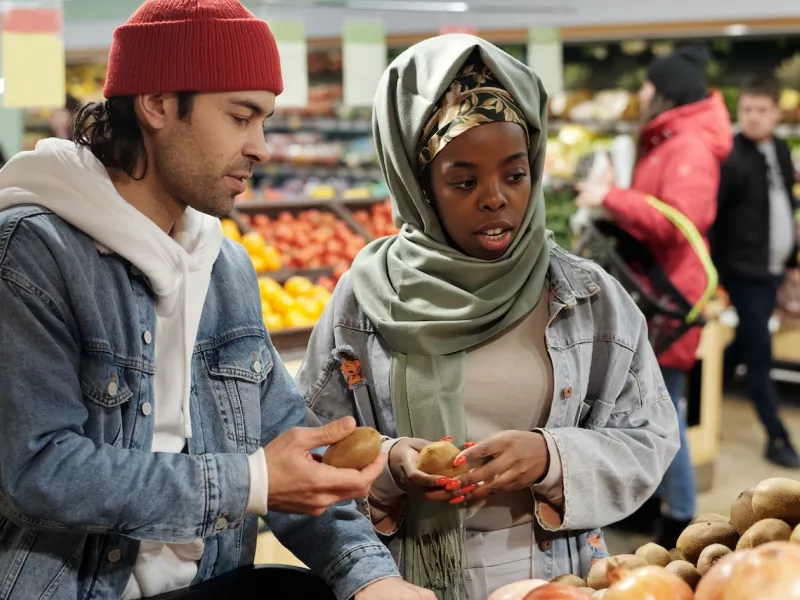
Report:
180,258,194,439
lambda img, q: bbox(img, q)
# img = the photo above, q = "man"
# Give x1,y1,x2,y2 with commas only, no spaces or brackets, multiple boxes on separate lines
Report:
712,75,800,468
0,1,433,599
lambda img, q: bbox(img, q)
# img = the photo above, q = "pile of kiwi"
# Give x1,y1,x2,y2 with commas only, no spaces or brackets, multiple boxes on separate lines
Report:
547,476,800,596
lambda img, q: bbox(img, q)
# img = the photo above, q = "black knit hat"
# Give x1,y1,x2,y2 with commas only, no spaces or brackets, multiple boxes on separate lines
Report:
646,44,710,106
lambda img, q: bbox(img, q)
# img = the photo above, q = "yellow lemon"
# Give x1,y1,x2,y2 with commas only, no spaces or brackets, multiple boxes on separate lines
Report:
258,277,282,299
284,276,314,298
241,232,266,255
284,310,311,328
311,285,332,304
264,313,285,331
269,291,296,316
297,297,325,320
250,255,266,273
262,246,283,272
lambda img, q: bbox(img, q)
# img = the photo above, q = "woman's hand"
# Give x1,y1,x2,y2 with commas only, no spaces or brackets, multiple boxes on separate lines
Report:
388,437,456,501
451,431,549,503
574,182,611,208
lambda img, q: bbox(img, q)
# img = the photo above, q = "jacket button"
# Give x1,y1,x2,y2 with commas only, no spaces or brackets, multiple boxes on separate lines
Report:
108,380,118,397
141,402,152,416
142,331,153,345
253,360,262,374
561,386,573,399
539,540,552,551
107,549,122,563
214,516,228,531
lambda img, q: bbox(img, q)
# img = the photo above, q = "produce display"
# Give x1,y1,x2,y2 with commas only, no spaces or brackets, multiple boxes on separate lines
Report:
488,476,800,600
258,275,331,331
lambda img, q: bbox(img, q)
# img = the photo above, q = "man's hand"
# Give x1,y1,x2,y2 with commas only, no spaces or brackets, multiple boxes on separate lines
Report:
452,431,549,502
265,416,386,516
354,577,436,599
388,438,452,501
574,182,610,209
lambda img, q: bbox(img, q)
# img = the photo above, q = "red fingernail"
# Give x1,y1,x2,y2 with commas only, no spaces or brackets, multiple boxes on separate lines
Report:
440,436,453,442
461,484,477,494
445,480,462,491
450,496,466,505
463,441,476,449
437,478,450,486
453,456,467,467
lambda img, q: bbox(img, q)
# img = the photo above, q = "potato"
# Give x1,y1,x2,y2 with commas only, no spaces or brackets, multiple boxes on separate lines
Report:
665,560,701,590
676,521,739,565
416,441,469,478
752,477,800,526
669,548,686,563
635,543,671,567
690,513,730,526
587,555,647,590
730,486,759,536
736,518,793,550
696,544,731,576
322,426,381,470
551,574,587,587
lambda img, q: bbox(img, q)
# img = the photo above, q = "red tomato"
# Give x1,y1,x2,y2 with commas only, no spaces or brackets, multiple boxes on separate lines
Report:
252,214,269,228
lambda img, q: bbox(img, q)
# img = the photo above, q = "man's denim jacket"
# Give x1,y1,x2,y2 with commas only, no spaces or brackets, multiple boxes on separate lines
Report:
0,206,398,600
296,246,680,581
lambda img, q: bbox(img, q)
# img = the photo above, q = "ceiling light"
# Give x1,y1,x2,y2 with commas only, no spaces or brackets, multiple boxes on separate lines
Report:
347,1,469,12
0,78,4,96
725,24,749,36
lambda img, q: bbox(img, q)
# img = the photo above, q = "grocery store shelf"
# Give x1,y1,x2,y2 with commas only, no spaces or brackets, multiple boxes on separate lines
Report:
235,197,386,212
549,119,800,139
253,163,383,181
258,267,334,283
265,117,372,136
268,325,316,356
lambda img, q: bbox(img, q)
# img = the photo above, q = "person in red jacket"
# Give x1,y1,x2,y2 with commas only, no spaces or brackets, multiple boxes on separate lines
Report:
575,44,733,548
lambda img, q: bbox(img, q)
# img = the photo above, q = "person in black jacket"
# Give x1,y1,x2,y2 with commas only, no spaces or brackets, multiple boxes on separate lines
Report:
712,75,799,468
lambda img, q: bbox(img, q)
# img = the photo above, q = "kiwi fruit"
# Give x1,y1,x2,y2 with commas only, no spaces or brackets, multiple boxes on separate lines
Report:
665,560,701,590
586,555,647,590
690,513,730,526
669,548,686,563
322,426,381,470
751,477,800,526
736,518,793,550
792,523,800,544
551,574,587,587
696,544,731,576
416,441,469,478
676,521,739,565
730,486,759,535
634,542,671,567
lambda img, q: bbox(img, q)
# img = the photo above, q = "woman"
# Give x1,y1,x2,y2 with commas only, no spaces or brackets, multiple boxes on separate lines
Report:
575,44,733,548
298,35,679,600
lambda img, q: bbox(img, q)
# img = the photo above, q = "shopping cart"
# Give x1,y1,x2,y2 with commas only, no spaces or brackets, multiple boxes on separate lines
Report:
572,196,718,357
149,565,336,600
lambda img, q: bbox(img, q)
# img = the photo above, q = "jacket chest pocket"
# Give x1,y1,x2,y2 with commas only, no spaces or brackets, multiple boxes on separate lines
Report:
203,334,271,453
80,350,133,448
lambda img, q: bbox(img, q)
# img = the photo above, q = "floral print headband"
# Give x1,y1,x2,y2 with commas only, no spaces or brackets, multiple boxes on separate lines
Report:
417,51,530,173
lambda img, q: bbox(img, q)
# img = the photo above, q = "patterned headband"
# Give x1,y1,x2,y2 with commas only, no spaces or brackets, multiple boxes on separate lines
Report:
418,51,530,173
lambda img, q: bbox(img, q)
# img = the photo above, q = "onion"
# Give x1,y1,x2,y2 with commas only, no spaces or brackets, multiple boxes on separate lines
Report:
523,583,595,599
695,541,800,600
603,562,693,600
487,579,548,600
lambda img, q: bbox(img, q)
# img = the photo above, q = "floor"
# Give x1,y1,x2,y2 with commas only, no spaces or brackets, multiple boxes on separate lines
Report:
259,363,800,561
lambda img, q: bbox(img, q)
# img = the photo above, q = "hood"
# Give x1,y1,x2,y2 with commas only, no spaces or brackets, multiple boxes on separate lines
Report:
0,138,223,439
641,91,733,161
371,33,549,250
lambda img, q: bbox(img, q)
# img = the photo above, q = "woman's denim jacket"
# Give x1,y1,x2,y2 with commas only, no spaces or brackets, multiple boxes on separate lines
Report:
297,245,680,581
0,206,398,600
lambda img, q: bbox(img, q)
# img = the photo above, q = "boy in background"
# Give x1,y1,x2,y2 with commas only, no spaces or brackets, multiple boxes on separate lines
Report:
712,75,799,468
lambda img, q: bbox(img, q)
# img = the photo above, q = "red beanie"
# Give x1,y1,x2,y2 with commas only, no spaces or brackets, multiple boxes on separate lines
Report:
103,0,283,99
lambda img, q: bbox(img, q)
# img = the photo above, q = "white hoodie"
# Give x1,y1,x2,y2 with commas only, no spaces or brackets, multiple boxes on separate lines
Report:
0,139,268,598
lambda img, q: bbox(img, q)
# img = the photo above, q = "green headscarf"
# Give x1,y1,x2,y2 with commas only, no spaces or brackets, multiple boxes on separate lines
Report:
349,35,552,600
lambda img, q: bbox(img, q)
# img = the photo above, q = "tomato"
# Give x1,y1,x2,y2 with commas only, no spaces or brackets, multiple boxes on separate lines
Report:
252,214,270,228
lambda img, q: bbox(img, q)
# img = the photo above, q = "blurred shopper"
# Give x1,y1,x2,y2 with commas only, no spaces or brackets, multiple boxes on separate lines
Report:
712,75,799,469
0,1,433,599
575,44,733,548
48,93,81,139
298,35,679,600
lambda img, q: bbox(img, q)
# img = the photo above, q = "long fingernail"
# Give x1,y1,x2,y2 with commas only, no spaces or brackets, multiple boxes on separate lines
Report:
445,480,462,491
450,496,466,505
461,484,477,494
437,478,451,486
453,456,467,467
463,441,476,449
440,436,453,442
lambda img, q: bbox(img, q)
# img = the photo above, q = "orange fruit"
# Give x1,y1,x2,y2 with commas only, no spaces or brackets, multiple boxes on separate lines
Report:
297,297,325,320
311,285,332,304
269,291,296,315
258,277,282,299
284,310,311,328
262,246,282,272
241,232,266,255
264,313,285,331
284,276,314,298
250,255,266,273
220,219,241,242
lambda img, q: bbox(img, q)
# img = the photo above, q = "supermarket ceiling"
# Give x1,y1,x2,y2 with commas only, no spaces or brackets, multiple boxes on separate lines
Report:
54,0,800,49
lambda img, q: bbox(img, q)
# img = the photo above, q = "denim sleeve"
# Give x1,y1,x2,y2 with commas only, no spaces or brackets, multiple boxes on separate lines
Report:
0,274,251,543
260,339,399,600
541,308,680,533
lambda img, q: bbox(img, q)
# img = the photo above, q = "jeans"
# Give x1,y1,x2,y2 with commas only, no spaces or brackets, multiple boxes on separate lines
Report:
658,367,696,521
724,275,789,441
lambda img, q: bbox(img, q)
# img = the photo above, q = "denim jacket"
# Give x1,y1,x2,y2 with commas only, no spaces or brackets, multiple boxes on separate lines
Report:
296,246,680,581
0,205,398,600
